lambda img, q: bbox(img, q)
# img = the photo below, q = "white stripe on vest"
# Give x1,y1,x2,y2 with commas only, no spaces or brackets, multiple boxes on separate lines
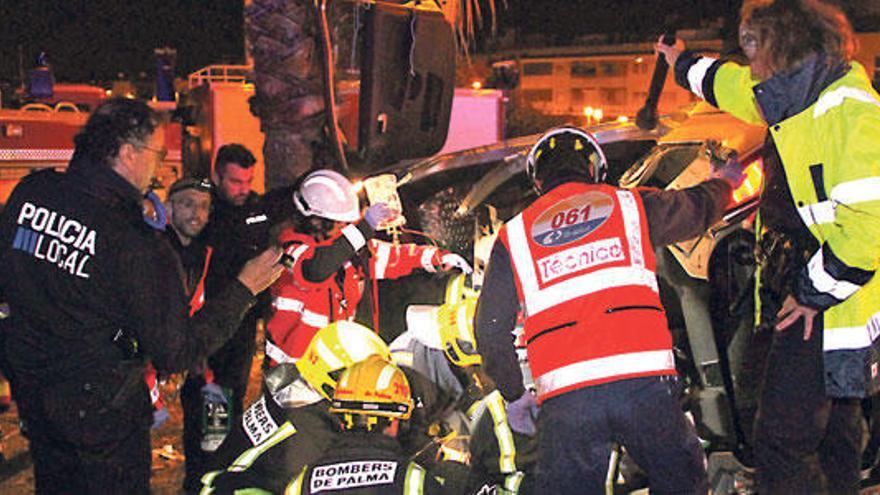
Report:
534,349,675,397
507,190,658,317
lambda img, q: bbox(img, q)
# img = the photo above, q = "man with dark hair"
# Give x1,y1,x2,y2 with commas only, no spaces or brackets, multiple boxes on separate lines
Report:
199,143,301,485
659,1,880,491
0,98,283,494
160,176,222,491
475,126,743,493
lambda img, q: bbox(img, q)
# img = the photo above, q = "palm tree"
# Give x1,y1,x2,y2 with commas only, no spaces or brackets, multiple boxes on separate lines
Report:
245,0,495,189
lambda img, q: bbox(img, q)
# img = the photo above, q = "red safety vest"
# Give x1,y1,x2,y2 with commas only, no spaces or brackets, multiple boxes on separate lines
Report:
266,226,447,365
147,244,214,406
499,182,675,402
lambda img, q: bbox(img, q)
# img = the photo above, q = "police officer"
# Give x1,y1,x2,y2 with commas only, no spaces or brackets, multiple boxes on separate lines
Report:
475,126,744,494
658,2,880,492
0,98,283,494
285,355,442,494
203,143,301,434
200,321,390,494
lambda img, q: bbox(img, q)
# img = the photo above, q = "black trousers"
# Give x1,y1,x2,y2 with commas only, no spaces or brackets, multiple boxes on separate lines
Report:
536,377,708,494
753,317,863,494
16,378,152,494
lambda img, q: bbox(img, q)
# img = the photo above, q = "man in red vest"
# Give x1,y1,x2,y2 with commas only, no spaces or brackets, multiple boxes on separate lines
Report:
474,126,744,493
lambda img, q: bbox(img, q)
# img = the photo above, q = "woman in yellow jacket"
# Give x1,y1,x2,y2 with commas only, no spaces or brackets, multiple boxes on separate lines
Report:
659,1,880,493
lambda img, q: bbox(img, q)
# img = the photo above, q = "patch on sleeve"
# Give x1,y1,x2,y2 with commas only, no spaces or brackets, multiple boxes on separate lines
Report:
310,460,398,493
242,395,280,446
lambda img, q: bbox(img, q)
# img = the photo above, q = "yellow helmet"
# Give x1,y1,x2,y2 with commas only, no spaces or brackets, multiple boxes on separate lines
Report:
330,355,414,430
296,321,391,400
438,274,482,368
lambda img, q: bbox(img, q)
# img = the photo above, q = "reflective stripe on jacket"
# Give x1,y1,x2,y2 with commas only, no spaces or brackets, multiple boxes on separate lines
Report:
678,54,880,396
499,182,675,401
267,227,446,363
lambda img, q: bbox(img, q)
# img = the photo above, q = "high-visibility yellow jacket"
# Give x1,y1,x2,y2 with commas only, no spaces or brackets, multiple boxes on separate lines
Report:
676,52,880,397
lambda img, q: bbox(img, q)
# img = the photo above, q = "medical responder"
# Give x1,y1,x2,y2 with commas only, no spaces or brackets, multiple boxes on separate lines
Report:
0,98,283,494
285,355,443,494
391,274,534,494
200,321,390,494
156,176,231,493
657,1,880,491
474,126,745,494
143,176,215,433
203,143,301,437
265,168,471,365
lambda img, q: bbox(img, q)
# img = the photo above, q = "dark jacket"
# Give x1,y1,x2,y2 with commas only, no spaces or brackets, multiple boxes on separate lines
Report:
0,155,255,413
204,186,298,296
475,180,732,401
290,432,443,494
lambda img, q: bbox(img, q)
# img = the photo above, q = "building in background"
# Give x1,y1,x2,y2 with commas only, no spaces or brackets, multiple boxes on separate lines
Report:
469,31,880,123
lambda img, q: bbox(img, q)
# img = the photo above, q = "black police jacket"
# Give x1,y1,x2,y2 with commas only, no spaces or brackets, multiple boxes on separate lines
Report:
204,185,298,297
0,153,256,389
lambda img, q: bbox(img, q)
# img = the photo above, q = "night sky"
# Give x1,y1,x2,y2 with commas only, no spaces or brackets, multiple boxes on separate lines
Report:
0,0,874,85
0,1,245,84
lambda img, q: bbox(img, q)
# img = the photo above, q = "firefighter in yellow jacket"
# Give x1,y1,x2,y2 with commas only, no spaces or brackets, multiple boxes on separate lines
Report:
658,1,880,492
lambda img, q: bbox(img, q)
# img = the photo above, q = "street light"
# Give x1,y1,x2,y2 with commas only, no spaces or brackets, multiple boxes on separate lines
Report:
583,106,603,125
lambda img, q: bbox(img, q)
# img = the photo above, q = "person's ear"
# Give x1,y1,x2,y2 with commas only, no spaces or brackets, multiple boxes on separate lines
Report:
211,168,220,186
118,142,138,167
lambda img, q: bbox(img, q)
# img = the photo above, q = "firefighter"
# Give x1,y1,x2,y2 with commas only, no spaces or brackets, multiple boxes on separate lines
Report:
391,274,534,494
265,168,471,365
285,355,443,494
657,1,880,491
474,126,745,494
200,321,390,494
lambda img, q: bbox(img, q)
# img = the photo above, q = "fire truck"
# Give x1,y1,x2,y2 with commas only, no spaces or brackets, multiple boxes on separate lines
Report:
0,83,183,206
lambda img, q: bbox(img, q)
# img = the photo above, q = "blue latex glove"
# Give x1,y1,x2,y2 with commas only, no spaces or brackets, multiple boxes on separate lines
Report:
202,382,228,406
364,202,396,230
506,392,539,436
151,406,170,429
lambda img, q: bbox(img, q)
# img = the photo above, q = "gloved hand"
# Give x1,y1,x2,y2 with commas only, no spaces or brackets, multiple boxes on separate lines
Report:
364,202,397,230
506,391,539,436
151,406,170,429
202,382,228,406
709,152,746,188
440,253,473,274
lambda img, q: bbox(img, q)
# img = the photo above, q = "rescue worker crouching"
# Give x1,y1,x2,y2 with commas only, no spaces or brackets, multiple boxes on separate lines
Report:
265,168,471,365
200,321,390,494
391,274,536,494
285,355,443,494
474,126,745,494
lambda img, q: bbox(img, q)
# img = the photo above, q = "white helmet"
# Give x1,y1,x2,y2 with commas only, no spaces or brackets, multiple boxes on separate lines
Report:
293,169,360,222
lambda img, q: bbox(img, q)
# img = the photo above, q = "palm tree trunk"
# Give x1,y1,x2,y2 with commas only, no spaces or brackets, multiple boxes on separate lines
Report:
245,0,327,189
